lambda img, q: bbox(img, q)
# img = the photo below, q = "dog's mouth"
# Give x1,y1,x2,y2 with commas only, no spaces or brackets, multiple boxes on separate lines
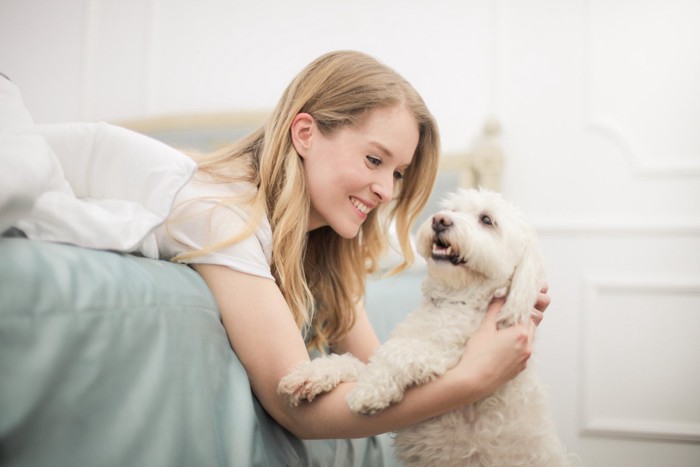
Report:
431,236,467,265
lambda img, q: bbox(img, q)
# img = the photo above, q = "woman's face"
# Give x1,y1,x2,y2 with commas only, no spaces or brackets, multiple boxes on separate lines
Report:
294,105,419,239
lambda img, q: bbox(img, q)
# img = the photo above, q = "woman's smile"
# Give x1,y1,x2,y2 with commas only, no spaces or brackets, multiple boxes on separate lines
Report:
350,196,373,216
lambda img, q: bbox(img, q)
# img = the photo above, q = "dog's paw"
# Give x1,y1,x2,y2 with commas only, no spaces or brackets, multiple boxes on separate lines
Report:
346,377,403,415
277,354,364,407
277,367,322,407
497,307,525,329
497,315,519,329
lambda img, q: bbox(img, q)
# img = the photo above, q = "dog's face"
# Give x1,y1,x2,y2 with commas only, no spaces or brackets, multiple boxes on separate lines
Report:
416,188,536,289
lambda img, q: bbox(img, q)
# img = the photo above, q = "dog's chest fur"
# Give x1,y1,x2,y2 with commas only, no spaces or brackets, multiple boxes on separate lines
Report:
396,280,496,353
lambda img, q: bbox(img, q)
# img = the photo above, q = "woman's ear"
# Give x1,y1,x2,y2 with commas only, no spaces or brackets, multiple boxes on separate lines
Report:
290,113,314,158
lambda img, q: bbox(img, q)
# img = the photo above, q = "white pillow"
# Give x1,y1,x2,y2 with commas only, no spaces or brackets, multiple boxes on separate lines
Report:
9,122,196,258
0,134,58,233
0,76,33,129
0,76,46,232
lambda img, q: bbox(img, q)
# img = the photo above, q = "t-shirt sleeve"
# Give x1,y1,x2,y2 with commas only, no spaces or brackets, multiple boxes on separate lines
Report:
156,182,274,281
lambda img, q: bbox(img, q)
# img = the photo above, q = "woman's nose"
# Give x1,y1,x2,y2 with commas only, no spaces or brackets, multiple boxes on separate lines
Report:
370,174,394,204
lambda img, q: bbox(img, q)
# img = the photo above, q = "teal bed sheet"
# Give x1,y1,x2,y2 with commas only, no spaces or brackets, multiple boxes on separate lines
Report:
0,238,391,467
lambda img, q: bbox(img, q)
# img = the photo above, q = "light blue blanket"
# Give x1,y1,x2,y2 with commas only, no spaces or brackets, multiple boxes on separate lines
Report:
0,238,394,467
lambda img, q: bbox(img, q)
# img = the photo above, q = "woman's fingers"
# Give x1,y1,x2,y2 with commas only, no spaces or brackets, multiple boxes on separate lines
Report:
481,297,506,332
530,308,544,326
533,282,551,325
534,293,551,313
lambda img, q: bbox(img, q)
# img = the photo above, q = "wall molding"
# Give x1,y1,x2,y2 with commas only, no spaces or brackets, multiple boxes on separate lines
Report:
582,417,700,442
145,0,159,115
584,276,700,294
586,119,700,178
582,0,700,179
579,276,700,442
80,0,100,121
533,220,700,236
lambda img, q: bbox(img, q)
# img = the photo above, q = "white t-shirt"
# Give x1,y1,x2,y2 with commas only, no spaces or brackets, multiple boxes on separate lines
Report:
155,174,274,281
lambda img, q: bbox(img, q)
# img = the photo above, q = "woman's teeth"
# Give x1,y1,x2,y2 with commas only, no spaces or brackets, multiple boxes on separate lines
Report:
351,198,371,214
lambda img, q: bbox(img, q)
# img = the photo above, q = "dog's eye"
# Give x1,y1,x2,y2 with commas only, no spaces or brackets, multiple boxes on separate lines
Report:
480,214,494,226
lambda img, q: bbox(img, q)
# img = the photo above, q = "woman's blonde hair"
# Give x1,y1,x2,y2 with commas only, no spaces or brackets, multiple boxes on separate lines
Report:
180,50,439,351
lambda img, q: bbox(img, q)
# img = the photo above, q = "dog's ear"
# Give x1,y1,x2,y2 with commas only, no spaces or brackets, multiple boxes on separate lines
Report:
499,231,545,326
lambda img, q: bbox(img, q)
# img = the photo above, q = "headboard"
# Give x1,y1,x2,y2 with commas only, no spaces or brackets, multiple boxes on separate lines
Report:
121,111,269,154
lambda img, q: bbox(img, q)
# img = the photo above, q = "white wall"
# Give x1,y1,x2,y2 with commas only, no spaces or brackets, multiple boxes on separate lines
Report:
2,0,699,465
0,0,502,154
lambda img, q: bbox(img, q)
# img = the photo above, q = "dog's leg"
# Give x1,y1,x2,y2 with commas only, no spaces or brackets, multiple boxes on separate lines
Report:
277,353,365,407
347,338,459,414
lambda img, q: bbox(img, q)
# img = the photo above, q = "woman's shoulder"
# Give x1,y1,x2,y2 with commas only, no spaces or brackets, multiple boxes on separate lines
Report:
172,172,266,232
157,171,273,277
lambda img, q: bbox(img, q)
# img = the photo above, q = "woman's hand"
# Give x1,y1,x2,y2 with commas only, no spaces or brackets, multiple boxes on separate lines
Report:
531,282,551,326
455,298,535,400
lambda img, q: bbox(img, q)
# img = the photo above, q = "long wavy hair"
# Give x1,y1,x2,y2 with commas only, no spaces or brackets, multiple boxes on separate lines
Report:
174,50,440,351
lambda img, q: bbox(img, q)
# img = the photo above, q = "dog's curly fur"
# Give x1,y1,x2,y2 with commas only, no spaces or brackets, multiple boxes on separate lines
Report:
278,188,570,466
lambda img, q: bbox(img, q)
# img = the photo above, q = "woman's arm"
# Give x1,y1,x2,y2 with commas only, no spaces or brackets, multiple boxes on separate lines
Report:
194,263,535,440
331,302,381,363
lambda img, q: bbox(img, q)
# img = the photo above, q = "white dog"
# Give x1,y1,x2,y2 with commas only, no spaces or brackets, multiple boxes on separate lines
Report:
279,188,570,467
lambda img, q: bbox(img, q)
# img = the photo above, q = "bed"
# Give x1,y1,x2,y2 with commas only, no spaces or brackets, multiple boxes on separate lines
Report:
0,237,387,467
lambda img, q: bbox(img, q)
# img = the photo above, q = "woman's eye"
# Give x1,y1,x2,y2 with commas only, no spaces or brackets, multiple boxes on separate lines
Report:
393,171,404,180
480,214,493,226
366,155,382,166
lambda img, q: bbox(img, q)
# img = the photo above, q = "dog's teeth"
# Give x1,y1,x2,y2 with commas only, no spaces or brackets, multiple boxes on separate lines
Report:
432,242,458,259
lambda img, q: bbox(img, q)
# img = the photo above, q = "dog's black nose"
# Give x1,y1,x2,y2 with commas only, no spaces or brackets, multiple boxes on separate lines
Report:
432,215,452,233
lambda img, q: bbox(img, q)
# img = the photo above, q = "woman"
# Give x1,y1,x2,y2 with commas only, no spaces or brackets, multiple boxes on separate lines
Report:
156,50,549,440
